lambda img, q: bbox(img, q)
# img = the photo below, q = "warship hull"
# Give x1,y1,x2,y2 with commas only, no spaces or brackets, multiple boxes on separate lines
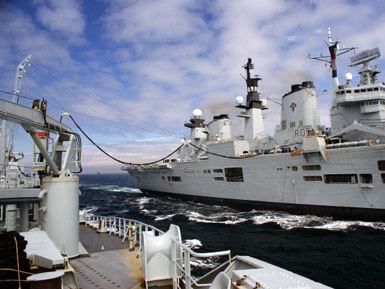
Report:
130,143,385,221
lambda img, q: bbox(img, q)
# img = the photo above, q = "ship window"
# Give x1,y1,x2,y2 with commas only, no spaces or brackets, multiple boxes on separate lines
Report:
360,89,366,93
340,90,345,95
381,174,385,183
225,167,244,182
168,176,181,182
373,100,378,104
292,166,298,171
303,176,322,181
354,89,360,93
162,176,165,181
377,160,385,170
359,174,373,183
374,87,379,91
207,169,211,174
302,165,321,171
290,122,295,128
213,169,223,174
368,88,373,92
346,90,351,94
282,120,287,129
213,177,224,182
324,174,357,184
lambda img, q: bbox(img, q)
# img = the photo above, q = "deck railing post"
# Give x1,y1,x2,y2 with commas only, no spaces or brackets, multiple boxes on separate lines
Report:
184,250,191,289
171,239,177,289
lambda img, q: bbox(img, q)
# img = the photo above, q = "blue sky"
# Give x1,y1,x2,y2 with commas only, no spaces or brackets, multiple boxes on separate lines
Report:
1,0,385,173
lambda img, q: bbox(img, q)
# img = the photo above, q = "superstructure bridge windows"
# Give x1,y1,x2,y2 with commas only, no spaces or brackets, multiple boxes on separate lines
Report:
213,169,223,174
224,167,244,182
324,174,358,184
381,174,385,183
213,177,224,182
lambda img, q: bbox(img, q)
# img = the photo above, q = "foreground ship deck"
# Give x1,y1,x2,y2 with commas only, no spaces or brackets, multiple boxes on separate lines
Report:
72,224,143,289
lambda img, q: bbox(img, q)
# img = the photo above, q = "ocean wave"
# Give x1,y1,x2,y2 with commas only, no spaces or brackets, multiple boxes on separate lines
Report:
83,183,385,232
190,256,220,269
81,183,141,194
187,211,249,225
154,214,176,221
184,239,202,250
133,195,385,231
250,210,385,231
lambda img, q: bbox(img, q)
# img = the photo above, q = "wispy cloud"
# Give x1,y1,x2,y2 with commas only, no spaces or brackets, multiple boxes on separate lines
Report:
34,0,86,44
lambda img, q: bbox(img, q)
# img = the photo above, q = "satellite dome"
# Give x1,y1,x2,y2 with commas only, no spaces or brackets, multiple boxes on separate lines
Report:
345,73,353,81
192,109,203,118
261,99,267,108
235,96,244,105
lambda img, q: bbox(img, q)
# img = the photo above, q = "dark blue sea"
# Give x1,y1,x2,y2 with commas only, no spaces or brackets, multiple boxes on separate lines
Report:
79,173,385,289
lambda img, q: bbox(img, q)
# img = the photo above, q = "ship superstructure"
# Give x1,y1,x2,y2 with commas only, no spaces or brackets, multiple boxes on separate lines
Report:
124,29,385,221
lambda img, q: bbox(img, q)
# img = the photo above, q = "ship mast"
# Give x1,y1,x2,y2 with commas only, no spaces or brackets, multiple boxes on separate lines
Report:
327,28,340,95
236,58,267,140
308,28,355,106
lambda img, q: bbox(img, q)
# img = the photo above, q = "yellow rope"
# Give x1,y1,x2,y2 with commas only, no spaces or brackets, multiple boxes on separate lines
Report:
13,236,21,289
0,268,32,275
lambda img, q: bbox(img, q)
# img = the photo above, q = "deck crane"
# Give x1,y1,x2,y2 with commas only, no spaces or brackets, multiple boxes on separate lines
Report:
0,54,32,177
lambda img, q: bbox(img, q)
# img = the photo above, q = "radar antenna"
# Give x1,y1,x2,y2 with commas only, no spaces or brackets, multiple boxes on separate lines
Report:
349,47,381,67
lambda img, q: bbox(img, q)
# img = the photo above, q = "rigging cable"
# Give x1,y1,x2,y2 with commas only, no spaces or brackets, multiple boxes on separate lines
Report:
67,114,183,166
33,63,178,137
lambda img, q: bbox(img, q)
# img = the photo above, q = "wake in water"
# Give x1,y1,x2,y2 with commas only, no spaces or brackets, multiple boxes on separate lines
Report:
131,193,385,232
80,182,385,232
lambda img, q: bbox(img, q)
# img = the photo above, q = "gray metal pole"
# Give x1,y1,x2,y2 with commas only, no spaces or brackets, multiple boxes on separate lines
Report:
29,132,60,177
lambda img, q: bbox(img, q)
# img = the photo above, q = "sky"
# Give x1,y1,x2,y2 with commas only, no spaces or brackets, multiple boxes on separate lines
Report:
1,0,385,174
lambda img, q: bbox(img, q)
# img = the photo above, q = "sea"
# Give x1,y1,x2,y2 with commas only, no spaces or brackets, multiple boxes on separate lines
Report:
79,173,385,289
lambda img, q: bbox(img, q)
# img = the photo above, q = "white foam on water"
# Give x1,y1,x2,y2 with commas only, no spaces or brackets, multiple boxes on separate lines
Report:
154,214,176,221
190,256,221,269
250,210,385,231
184,239,202,250
187,211,248,224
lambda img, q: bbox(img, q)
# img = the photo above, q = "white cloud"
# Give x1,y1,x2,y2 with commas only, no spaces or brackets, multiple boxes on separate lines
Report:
34,0,86,44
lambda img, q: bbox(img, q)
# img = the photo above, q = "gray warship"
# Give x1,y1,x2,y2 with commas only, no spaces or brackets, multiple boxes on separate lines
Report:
0,52,332,287
124,28,385,221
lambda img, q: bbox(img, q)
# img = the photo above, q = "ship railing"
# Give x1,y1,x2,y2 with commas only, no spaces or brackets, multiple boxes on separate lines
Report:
170,238,231,289
84,214,164,249
84,214,232,289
